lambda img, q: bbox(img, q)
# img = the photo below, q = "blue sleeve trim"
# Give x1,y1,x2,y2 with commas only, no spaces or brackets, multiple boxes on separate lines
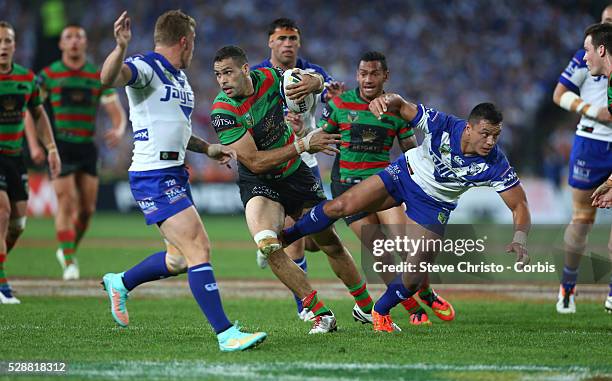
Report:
558,76,580,94
125,61,139,86
409,104,424,126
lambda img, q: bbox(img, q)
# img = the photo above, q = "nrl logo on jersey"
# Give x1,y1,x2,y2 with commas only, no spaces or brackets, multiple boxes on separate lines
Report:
347,111,359,123
440,143,451,154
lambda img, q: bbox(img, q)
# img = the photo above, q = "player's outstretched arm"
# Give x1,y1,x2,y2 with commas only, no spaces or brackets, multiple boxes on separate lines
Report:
102,94,127,148
499,184,531,269
187,135,236,166
591,175,612,208
284,71,325,102
552,82,612,123
369,93,418,121
101,11,133,87
228,129,339,174
29,105,61,178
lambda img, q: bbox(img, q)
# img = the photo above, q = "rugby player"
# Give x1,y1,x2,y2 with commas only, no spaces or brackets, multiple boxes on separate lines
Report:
283,96,531,331
0,21,61,304
251,17,344,320
581,21,612,312
321,51,454,325
552,10,612,313
99,10,266,351
212,45,376,333
37,25,127,280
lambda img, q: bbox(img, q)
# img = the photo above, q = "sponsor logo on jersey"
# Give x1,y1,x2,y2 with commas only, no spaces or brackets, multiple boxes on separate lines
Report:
133,129,149,141
452,155,464,165
160,151,179,161
212,114,237,133
160,85,194,106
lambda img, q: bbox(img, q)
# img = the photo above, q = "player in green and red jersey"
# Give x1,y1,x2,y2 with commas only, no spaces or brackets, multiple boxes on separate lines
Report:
36,25,126,280
320,51,455,325
0,21,61,304
211,45,377,333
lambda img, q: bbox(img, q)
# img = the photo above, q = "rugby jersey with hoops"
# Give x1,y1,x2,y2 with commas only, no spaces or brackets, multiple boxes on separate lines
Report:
0,63,42,156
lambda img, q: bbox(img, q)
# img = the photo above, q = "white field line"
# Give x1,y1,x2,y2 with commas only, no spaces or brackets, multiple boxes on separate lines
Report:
8,278,610,301
64,361,609,381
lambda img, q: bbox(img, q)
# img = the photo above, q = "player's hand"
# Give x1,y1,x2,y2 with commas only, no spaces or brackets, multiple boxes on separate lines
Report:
206,143,236,166
369,93,404,119
302,127,340,155
104,128,124,148
591,178,612,208
506,242,530,270
29,143,46,166
47,149,61,179
114,11,131,49
285,112,307,137
324,81,345,101
285,71,322,102
595,106,612,124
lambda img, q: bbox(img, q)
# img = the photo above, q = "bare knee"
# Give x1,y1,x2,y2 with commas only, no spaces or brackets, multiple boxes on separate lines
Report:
165,252,188,274
326,197,354,218
8,217,26,237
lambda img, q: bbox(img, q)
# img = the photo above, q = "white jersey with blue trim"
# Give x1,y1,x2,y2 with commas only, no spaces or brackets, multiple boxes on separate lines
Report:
124,52,194,171
405,104,520,204
558,48,612,142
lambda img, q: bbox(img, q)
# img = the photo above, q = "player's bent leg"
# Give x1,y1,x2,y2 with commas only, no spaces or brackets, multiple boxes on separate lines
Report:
558,187,597,314
0,191,19,304
53,175,79,279
247,197,335,332
283,175,397,245
74,172,99,247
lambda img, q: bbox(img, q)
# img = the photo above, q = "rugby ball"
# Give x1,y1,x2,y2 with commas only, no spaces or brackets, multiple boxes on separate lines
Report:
280,68,315,114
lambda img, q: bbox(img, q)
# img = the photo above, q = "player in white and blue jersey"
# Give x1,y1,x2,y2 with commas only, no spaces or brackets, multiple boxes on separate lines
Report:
98,10,266,351
251,17,344,320
552,6,612,314
282,94,532,332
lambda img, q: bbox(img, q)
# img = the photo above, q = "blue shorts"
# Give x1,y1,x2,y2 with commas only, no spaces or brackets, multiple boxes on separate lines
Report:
377,155,455,236
568,136,612,190
129,165,194,225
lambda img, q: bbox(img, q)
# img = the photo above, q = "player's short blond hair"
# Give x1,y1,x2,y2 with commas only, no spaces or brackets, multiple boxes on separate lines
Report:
0,21,15,33
154,10,195,46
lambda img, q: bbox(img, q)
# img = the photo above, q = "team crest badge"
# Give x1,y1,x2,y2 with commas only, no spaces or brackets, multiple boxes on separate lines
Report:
245,113,254,127
437,212,448,224
347,111,359,123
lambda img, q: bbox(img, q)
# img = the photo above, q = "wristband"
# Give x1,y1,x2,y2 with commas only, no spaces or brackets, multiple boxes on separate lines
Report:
294,139,306,154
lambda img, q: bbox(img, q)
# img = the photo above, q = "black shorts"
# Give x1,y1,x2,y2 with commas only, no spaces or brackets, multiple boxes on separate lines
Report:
0,155,28,201
57,140,98,177
331,180,369,226
238,162,327,218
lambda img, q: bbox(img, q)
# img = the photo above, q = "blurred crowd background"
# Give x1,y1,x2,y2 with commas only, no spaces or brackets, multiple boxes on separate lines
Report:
2,0,607,187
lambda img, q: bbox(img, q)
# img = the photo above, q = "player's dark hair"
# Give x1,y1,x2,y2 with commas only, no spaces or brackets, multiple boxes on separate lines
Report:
468,103,503,125
267,18,300,35
0,21,15,34
214,45,248,66
154,9,196,46
585,22,612,53
61,24,86,37
360,51,388,71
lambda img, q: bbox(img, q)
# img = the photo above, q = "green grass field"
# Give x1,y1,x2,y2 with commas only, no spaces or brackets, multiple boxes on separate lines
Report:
1,213,611,381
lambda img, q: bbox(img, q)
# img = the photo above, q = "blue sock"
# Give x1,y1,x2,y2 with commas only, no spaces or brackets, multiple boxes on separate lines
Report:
122,251,173,291
292,256,308,312
283,201,336,245
561,266,578,291
187,263,232,334
373,275,416,315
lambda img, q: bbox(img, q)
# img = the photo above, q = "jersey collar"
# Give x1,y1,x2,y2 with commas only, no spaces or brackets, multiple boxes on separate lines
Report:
148,51,181,77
